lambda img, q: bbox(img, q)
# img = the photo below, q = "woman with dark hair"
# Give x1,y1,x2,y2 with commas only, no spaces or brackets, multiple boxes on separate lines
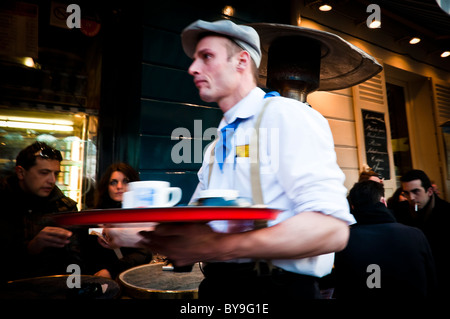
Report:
86,163,152,279
94,162,140,209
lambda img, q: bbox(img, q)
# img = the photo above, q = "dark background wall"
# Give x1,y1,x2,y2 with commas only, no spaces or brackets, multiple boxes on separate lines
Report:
98,0,290,204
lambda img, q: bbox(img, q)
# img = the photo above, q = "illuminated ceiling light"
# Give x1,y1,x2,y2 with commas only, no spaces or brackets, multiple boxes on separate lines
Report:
296,14,302,26
368,19,381,28
0,116,73,126
441,51,450,58
409,37,421,44
222,6,235,17
23,57,35,68
0,120,74,132
0,116,74,132
319,4,332,11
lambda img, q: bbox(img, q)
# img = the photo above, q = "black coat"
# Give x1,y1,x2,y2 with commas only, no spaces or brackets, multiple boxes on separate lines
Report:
392,195,450,296
334,202,437,299
0,175,80,284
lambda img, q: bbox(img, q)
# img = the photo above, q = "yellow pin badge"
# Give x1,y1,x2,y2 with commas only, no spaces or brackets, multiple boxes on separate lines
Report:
235,144,249,157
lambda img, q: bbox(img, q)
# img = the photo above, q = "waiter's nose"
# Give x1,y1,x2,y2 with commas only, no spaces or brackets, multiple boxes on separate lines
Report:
188,59,199,76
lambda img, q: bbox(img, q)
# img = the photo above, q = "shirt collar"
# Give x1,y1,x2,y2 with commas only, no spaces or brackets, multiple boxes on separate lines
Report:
221,87,266,128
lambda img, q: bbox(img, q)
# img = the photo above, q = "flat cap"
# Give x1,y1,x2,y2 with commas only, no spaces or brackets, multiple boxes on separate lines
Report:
181,19,262,67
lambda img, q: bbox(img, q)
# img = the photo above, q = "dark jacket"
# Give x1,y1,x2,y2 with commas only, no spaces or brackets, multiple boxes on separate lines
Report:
392,195,450,295
334,202,437,299
0,175,80,284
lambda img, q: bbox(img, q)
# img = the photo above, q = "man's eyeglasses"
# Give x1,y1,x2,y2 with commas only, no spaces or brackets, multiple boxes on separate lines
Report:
33,142,63,161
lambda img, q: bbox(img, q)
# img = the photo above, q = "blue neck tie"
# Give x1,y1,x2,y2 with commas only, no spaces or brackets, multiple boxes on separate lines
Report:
214,91,279,171
215,117,244,170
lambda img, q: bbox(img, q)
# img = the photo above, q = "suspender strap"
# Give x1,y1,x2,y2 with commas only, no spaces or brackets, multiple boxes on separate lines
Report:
251,98,272,230
208,98,272,204
207,98,274,270
208,139,218,186
250,98,272,208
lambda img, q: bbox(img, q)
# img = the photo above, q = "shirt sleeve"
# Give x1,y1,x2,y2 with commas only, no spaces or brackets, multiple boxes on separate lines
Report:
262,98,355,225
188,143,212,204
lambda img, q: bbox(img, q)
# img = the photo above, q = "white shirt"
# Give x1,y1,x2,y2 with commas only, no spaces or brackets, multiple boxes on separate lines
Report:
190,87,355,277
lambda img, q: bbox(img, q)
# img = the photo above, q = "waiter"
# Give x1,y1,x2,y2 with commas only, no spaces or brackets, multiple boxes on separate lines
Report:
140,19,355,299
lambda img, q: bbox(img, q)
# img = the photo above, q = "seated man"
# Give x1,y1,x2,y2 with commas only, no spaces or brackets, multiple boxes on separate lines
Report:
0,142,81,284
333,180,436,299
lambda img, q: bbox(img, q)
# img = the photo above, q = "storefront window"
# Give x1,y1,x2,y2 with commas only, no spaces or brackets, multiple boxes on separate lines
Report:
0,107,97,209
387,82,413,183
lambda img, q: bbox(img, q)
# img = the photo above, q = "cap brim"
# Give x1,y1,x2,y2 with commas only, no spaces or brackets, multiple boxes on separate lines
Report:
249,23,383,91
182,28,203,59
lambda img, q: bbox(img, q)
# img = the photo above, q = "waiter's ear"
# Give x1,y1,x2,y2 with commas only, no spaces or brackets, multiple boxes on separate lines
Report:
236,50,251,71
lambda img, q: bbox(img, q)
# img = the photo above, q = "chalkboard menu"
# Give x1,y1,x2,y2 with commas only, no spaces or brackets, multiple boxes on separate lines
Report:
362,110,390,180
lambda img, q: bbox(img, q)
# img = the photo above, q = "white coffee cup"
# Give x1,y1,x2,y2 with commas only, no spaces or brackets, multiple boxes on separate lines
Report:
122,181,182,208
198,189,239,200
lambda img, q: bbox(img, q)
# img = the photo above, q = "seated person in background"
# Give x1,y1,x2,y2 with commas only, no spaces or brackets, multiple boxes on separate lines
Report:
358,168,383,184
0,142,80,284
333,180,436,299
386,187,407,211
347,168,383,214
93,162,139,209
394,169,450,297
84,163,152,279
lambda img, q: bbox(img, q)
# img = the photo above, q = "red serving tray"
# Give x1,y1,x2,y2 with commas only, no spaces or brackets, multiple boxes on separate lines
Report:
52,206,281,227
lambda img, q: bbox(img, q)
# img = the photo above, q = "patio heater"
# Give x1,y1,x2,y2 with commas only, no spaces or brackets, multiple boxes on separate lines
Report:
250,23,383,103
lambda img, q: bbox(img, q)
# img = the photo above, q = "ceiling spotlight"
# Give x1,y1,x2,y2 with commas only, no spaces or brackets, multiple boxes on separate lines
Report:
409,37,421,44
222,5,235,17
319,4,332,11
368,19,381,28
441,51,450,58
23,57,35,68
296,13,302,26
